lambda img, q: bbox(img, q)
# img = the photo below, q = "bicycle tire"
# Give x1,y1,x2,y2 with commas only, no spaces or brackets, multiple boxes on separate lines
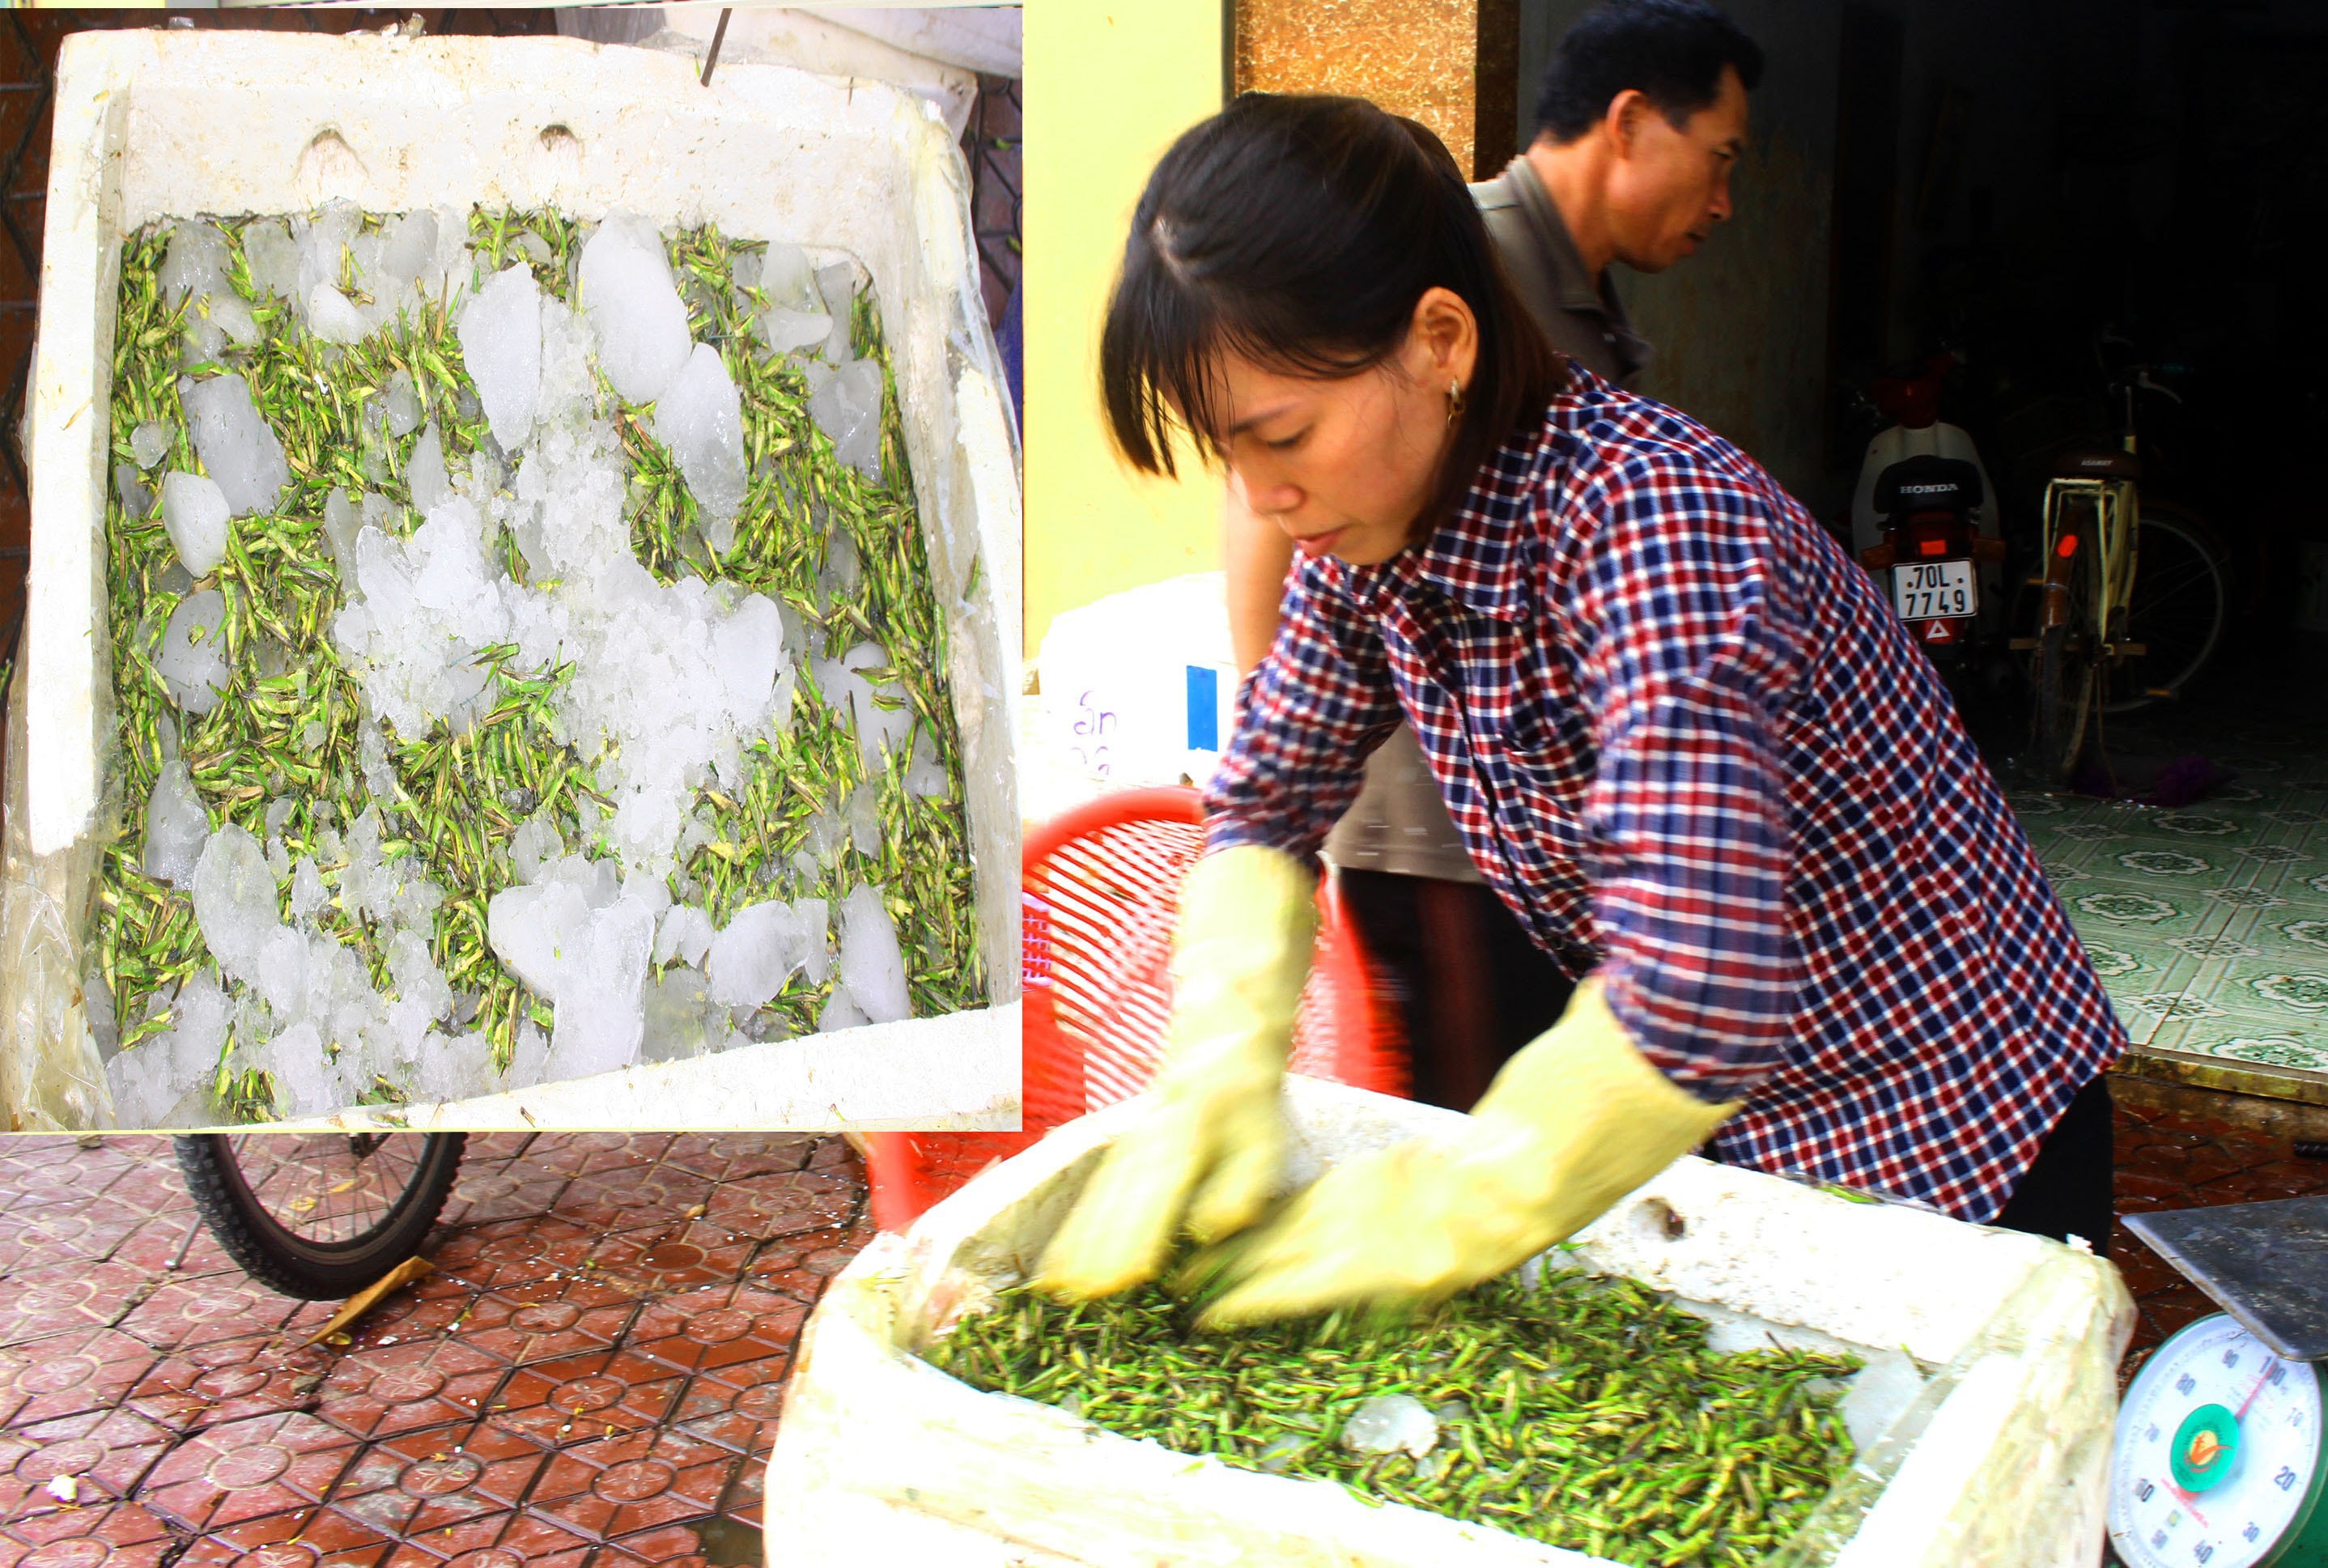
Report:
2032,499,2101,784
173,1132,467,1299
2102,502,2228,714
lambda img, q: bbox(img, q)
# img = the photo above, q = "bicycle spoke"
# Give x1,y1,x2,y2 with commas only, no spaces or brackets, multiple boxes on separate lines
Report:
226,1135,423,1245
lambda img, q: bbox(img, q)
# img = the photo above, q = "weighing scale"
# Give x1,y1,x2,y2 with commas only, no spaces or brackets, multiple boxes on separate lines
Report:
2111,1196,2328,1567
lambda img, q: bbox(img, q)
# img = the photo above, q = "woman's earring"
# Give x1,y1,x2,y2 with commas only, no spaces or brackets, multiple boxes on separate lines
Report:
1446,380,1468,426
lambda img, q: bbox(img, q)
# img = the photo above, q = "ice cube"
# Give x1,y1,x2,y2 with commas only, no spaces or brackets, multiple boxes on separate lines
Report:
241,219,301,301
788,897,826,984
486,878,592,999
808,359,886,482
1340,1395,1438,1458
130,420,172,470
653,342,747,533
712,593,784,729
252,925,310,1017
287,856,326,920
158,470,232,577
705,899,810,1011
748,246,831,357
159,222,232,307
209,292,260,349
322,487,361,577
845,783,879,858
261,1020,333,1119
190,823,282,978
758,243,823,313
383,368,423,438
624,866,673,921
543,896,655,1080
1841,1348,1926,1453
378,210,438,292
414,1028,495,1107
817,987,869,1034
655,903,716,969
506,1020,550,1089
457,262,542,452
820,529,861,601
183,372,290,516
307,283,368,345
104,1044,163,1127
115,462,151,521
756,307,832,358
837,882,909,1023
509,814,564,884
142,761,210,887
576,213,691,406
293,202,359,319
816,262,856,362
409,419,452,516
643,965,714,1063
904,731,950,799
156,589,232,713
180,309,227,371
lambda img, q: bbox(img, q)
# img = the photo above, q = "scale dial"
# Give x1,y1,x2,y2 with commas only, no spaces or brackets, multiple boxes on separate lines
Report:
2111,1315,2328,1568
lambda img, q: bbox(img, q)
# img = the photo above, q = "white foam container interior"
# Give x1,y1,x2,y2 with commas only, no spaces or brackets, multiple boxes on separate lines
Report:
765,1077,2135,1567
7,29,1022,1128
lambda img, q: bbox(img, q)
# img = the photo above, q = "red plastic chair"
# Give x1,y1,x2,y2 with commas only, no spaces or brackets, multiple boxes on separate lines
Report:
863,787,1409,1232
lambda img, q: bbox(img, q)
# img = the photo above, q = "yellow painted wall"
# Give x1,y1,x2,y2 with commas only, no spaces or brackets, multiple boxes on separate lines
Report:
1023,0,1224,656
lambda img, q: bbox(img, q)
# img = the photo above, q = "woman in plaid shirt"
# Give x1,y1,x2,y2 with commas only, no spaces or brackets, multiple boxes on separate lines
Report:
1039,93,2126,1325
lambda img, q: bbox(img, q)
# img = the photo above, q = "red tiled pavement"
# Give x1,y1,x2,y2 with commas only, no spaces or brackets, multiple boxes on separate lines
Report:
0,1133,869,1568
2113,1087,2328,1383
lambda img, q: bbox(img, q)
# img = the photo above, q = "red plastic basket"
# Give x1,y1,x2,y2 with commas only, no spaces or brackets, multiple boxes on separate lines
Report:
863,787,1409,1232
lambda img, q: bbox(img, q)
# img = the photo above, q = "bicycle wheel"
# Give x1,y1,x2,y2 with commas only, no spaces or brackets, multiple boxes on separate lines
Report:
174,1132,467,1299
2103,502,2229,713
2032,501,2102,783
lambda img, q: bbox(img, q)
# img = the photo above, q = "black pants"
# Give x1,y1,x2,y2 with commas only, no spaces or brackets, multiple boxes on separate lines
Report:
1990,1072,2117,1256
1338,869,1574,1112
1341,869,2117,1252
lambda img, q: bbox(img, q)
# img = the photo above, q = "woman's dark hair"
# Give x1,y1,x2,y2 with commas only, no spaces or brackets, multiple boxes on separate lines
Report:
1099,94,1567,541
1534,0,1762,144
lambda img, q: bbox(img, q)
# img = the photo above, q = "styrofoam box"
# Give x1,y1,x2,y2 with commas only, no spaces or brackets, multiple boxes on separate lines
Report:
3,30,1022,1128
765,1077,2135,1568
1036,572,1238,790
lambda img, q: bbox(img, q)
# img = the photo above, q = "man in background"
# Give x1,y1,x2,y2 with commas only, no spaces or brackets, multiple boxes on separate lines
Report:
1221,0,1763,1109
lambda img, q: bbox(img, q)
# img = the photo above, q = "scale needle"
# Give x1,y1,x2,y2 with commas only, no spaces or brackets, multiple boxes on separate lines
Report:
2239,1363,2275,1421
2164,1478,2211,1530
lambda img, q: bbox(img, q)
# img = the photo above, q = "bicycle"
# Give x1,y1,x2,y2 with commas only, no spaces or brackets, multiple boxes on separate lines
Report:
172,1132,467,1299
2018,346,2230,784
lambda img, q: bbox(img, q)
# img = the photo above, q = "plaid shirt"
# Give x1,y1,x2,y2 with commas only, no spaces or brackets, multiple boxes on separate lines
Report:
1209,369,2126,1223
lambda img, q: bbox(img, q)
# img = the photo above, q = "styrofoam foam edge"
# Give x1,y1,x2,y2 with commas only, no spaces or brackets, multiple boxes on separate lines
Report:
15,30,1023,1128
263,999,1019,1131
765,1077,2132,1566
772,1230,1601,1568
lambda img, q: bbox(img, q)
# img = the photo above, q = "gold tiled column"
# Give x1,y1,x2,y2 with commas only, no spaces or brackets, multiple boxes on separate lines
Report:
1234,0,1519,178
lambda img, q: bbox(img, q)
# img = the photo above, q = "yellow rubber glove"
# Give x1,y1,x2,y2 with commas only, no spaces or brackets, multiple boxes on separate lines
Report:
1034,845,1317,1301
1180,975,1742,1326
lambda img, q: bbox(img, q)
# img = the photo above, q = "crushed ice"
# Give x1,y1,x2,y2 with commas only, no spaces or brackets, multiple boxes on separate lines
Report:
114,208,935,1123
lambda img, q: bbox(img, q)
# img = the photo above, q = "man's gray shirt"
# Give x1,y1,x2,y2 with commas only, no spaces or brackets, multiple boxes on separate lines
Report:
1322,155,1650,882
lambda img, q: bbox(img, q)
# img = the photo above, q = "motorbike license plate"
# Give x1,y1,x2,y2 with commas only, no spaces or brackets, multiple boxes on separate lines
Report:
1892,559,1978,620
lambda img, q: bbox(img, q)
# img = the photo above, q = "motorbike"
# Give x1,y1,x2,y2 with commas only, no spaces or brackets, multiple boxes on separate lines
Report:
1848,354,2012,699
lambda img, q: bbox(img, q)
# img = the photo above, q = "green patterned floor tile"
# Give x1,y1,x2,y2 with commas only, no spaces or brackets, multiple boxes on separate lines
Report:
2147,1005,2328,1077
2014,688,2328,1097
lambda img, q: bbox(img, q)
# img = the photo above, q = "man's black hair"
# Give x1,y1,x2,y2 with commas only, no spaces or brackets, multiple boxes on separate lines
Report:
1533,0,1764,144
